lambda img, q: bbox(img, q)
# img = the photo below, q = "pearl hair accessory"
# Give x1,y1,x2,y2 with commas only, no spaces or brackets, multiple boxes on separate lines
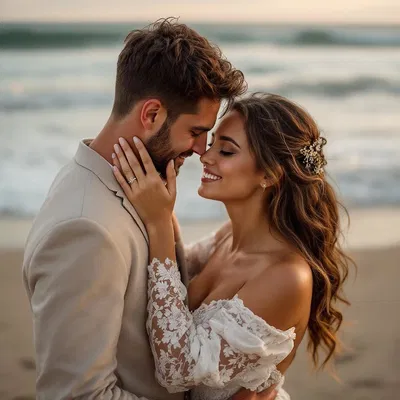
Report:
299,137,327,175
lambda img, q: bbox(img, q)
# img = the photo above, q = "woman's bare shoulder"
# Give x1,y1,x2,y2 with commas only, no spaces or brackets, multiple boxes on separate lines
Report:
237,252,313,331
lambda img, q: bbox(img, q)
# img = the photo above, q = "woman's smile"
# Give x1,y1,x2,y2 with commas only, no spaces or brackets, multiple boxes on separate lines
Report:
201,168,222,183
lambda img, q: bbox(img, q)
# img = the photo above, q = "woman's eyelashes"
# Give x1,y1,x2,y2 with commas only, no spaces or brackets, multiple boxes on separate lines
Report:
207,142,235,157
220,150,235,156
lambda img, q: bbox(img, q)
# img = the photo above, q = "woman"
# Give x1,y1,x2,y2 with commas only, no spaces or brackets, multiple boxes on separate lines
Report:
112,93,352,399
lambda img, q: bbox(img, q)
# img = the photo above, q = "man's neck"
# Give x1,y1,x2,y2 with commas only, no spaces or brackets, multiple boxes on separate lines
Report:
89,130,117,165
90,116,142,165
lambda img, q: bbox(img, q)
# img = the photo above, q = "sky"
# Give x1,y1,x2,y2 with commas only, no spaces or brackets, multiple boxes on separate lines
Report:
1,0,399,24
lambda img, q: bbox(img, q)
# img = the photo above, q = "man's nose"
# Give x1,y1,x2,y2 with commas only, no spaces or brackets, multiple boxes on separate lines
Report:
192,133,208,155
199,146,214,166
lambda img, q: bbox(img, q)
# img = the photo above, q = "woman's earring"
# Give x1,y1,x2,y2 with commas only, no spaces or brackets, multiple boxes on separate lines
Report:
261,182,267,192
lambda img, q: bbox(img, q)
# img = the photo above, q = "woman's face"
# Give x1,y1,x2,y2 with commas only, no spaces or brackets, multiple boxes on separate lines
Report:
199,110,265,202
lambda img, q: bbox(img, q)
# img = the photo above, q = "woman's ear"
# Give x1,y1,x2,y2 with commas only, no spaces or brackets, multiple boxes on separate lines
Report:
259,173,276,190
261,164,284,188
140,99,167,135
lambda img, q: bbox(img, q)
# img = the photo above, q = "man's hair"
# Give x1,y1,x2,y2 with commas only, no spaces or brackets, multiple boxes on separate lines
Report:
112,18,246,119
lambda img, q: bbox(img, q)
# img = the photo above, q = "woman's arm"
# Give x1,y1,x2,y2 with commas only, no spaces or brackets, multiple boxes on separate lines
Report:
146,255,296,393
147,220,177,269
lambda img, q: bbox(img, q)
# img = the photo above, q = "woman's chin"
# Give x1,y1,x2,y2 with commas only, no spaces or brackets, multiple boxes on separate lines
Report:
198,185,220,200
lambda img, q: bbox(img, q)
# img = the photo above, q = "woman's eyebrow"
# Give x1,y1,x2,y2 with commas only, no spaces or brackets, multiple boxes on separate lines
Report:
219,135,240,148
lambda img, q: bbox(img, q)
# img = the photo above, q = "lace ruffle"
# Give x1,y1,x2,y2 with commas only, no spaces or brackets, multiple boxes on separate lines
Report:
147,257,295,393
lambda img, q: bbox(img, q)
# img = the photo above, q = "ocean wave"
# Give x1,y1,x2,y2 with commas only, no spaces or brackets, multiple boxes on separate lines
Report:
0,90,112,112
210,26,400,47
0,25,125,50
2,76,398,113
1,23,400,50
286,29,400,47
274,76,400,97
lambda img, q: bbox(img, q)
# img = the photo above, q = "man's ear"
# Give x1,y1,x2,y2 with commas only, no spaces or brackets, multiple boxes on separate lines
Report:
140,99,167,134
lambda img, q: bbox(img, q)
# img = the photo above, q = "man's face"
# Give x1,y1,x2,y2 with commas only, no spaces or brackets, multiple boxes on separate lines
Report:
145,98,220,178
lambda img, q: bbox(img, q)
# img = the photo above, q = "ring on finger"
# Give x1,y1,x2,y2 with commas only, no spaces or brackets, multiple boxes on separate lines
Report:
127,176,137,185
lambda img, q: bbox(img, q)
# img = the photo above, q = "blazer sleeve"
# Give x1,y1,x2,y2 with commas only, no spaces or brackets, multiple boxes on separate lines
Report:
24,217,149,400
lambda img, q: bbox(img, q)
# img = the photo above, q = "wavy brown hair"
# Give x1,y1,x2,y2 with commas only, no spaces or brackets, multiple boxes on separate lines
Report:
233,93,354,368
113,17,246,119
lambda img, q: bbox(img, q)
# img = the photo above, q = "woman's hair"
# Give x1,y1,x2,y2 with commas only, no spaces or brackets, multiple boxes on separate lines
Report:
232,93,354,369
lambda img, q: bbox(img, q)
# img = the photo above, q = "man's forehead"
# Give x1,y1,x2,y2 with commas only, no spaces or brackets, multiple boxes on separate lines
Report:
184,112,219,131
195,98,221,121
176,98,220,128
189,117,217,132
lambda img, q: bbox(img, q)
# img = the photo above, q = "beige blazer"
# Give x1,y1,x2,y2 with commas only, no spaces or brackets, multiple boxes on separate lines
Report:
23,140,189,400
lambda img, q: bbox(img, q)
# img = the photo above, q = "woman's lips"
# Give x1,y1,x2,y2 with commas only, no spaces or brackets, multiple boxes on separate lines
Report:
201,169,222,183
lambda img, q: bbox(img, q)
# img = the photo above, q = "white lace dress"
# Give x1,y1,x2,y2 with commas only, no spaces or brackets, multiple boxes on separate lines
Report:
147,257,296,400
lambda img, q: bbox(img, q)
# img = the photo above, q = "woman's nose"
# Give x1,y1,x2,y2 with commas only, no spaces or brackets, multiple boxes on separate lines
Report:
200,148,214,165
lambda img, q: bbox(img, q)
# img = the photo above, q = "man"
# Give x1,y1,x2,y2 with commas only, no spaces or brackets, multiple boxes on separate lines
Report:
23,18,276,399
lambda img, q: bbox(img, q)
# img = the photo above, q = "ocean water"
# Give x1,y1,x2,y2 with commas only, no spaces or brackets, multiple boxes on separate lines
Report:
1,23,400,221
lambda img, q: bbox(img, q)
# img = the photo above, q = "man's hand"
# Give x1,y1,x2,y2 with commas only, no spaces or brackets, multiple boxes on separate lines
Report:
231,386,278,400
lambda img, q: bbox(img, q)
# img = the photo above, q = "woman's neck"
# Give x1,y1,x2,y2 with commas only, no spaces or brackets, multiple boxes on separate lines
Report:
225,194,286,254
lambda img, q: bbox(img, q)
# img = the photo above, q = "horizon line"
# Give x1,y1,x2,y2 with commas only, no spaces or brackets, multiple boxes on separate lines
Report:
1,19,399,27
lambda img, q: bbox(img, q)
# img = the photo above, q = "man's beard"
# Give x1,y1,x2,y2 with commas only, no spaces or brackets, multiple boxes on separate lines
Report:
146,119,175,179
145,119,180,179
146,118,193,179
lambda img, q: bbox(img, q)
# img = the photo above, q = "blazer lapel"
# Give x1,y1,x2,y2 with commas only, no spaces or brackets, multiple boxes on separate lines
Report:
74,140,189,294
114,189,150,244
74,139,149,244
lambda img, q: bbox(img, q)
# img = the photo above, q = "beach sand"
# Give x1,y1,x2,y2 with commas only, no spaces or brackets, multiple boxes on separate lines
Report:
1,208,399,399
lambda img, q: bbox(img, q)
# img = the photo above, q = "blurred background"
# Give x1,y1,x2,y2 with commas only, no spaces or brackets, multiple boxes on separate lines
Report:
0,1,399,399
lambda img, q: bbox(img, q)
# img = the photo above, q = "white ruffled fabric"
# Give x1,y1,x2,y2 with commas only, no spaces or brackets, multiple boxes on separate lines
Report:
147,258,295,399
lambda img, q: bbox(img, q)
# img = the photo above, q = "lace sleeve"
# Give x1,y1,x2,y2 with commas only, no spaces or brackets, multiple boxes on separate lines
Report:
147,258,296,393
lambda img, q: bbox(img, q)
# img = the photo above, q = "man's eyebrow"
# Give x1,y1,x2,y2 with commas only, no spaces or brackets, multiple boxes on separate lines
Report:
219,135,241,148
191,125,213,132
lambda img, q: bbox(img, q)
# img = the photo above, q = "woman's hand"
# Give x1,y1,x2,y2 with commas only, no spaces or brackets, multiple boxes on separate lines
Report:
112,136,176,229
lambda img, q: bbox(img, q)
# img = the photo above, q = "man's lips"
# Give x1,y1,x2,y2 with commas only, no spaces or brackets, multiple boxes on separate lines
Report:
175,152,193,167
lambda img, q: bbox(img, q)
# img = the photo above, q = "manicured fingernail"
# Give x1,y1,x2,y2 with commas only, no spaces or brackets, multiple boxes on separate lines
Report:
112,152,116,159
113,166,118,172
118,137,126,146
114,144,120,153
133,136,140,144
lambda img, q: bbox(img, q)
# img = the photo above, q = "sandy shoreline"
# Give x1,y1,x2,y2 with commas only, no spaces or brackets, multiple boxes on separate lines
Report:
1,209,399,399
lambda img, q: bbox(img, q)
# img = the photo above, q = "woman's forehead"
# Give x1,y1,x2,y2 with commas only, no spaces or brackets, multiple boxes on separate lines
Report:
213,110,244,135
